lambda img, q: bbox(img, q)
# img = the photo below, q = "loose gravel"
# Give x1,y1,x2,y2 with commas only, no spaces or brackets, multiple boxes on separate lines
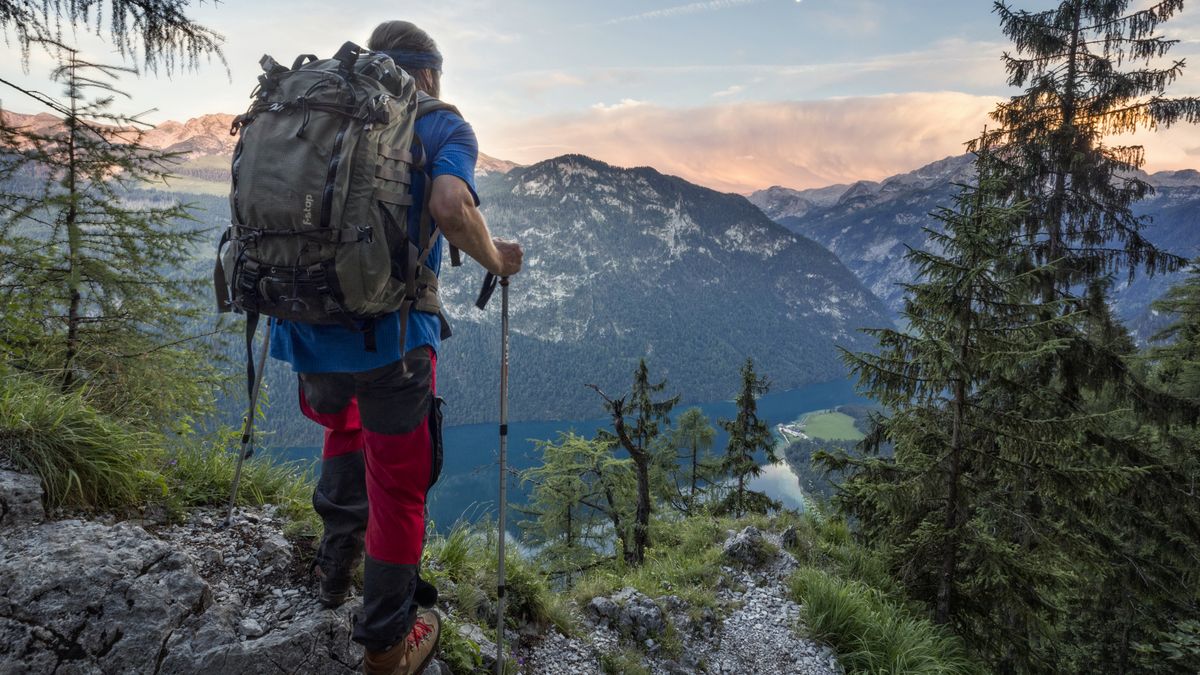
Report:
522,528,843,675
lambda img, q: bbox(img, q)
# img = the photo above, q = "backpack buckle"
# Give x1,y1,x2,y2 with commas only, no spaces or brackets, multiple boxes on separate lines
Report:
357,225,374,243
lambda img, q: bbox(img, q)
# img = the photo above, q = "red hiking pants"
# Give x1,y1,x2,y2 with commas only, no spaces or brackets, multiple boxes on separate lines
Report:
298,347,443,652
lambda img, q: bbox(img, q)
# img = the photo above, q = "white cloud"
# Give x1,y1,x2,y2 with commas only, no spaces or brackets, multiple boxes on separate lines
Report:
590,98,649,112
712,84,745,97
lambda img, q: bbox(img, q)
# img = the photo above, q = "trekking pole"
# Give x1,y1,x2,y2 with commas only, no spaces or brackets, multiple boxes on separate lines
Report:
495,276,510,675
221,324,271,529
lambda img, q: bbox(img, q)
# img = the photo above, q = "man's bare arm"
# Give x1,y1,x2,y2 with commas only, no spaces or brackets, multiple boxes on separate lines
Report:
428,174,523,277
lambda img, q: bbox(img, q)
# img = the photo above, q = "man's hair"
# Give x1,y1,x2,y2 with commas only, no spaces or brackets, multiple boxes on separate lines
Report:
368,21,440,98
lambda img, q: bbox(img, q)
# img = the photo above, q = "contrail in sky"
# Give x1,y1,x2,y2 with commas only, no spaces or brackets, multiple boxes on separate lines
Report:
604,0,769,25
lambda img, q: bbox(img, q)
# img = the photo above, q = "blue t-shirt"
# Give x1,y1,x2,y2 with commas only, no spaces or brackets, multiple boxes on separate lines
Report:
269,109,480,373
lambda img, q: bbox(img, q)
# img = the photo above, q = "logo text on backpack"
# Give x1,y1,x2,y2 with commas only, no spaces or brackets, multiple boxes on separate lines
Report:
303,194,314,226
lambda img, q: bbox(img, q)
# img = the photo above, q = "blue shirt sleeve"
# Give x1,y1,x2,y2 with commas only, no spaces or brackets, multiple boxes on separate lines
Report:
430,116,481,206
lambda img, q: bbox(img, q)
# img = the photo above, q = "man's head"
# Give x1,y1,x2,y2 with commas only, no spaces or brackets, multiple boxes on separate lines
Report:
368,21,441,98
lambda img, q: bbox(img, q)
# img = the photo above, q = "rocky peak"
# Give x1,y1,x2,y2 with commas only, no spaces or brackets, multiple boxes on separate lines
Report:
475,153,521,176
141,113,239,156
748,182,855,220
750,154,975,221
1146,168,1200,189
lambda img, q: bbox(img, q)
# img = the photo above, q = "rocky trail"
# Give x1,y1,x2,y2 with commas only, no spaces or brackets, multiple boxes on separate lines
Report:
0,469,841,674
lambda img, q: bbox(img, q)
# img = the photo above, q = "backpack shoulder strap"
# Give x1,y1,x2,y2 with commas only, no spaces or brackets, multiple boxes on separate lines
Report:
415,92,462,120
413,93,466,267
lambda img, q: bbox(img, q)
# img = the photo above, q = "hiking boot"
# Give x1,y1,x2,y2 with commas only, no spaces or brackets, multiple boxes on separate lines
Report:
362,610,441,675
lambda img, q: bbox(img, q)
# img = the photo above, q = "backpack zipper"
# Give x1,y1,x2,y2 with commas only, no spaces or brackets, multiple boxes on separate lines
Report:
320,118,352,229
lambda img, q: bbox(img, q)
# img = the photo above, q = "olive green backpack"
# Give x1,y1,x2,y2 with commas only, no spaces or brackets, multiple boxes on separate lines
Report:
214,41,465,354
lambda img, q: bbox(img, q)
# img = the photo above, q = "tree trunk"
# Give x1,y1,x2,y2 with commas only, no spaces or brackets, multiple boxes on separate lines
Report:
632,451,650,565
565,503,573,549
61,62,82,391
1044,0,1082,304
689,439,698,511
736,472,745,519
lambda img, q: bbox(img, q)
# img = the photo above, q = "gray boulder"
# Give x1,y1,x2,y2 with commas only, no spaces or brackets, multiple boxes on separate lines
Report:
457,622,498,671
160,602,360,674
0,520,211,674
0,470,44,529
722,526,772,567
587,595,619,622
256,531,293,572
0,504,452,674
588,587,666,642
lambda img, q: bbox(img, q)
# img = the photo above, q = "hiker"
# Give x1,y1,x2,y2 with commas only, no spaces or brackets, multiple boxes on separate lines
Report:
265,22,522,675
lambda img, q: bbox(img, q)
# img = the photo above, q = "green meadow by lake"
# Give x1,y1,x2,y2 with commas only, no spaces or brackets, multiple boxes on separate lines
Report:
266,378,870,529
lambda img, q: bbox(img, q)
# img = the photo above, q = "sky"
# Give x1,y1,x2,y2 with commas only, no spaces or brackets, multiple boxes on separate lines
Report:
4,0,1200,192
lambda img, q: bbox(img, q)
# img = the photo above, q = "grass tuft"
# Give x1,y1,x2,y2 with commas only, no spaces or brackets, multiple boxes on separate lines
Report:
599,647,650,675
572,514,726,613
163,434,318,535
0,373,166,510
789,566,980,675
0,371,319,534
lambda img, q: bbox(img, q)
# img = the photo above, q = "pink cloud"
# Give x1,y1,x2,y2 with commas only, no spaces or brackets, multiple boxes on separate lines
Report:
490,92,1001,192
488,92,1200,193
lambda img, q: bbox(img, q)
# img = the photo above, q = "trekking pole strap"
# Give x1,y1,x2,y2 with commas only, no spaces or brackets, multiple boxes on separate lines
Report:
475,272,498,310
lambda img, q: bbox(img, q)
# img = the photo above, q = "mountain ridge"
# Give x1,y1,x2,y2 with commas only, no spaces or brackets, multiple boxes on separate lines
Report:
0,109,520,175
751,153,1200,340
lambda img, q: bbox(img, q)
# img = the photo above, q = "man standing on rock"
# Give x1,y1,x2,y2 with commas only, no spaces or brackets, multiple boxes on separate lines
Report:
268,20,522,675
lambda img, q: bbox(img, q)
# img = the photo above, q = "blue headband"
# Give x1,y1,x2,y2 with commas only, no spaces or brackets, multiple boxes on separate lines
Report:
381,49,443,73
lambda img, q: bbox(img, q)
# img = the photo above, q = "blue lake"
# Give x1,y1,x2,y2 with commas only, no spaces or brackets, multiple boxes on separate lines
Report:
266,378,869,530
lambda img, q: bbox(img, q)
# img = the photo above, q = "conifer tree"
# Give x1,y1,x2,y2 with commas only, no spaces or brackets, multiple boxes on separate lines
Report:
963,5,1200,669
981,0,1197,304
823,145,1133,672
590,359,678,565
0,49,218,425
720,358,777,518
520,433,634,576
664,407,720,514
1149,262,1200,403
1058,264,1200,674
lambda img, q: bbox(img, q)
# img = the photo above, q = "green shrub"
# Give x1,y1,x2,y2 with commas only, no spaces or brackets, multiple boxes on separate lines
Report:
439,615,485,674
789,567,980,675
0,373,166,509
423,521,576,636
